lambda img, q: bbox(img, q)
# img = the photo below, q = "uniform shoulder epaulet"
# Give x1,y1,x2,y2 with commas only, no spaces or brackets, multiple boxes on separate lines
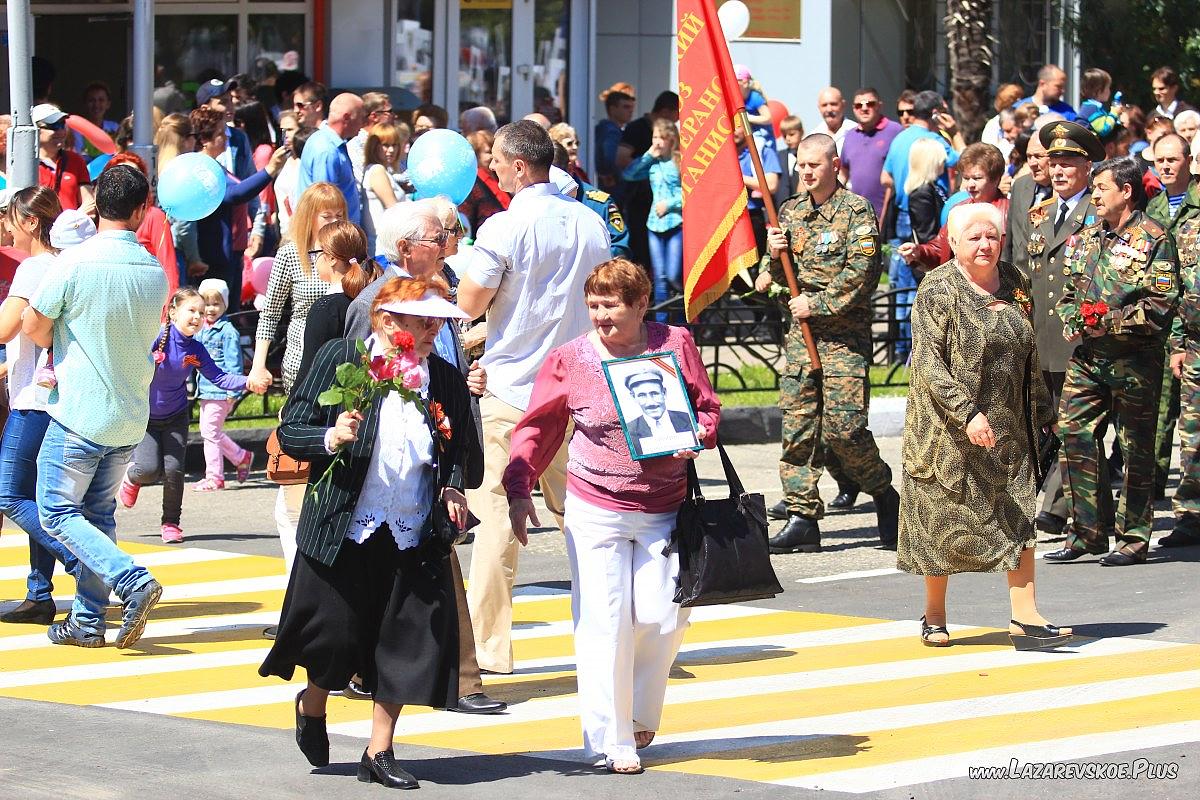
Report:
1032,197,1056,211
1028,196,1055,224
585,188,611,203
1140,217,1166,239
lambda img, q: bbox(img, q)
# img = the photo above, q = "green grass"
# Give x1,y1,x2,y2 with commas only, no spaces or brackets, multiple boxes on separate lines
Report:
714,364,908,407
188,392,286,432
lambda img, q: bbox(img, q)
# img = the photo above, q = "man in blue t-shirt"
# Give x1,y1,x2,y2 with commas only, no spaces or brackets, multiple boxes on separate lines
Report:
1015,64,1078,122
735,124,782,256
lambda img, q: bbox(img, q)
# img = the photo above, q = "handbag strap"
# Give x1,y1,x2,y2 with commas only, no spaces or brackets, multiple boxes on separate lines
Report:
715,440,746,498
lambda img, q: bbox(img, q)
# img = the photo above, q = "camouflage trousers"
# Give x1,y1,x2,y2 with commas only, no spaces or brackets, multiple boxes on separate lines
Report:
780,366,891,519
1173,347,1200,518
1153,350,1181,494
1059,345,1163,548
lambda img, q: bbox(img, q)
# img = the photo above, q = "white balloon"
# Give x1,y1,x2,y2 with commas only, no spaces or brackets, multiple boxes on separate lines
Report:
717,1,751,40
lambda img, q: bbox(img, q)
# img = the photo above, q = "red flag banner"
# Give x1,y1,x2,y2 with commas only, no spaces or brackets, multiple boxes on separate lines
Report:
678,0,758,322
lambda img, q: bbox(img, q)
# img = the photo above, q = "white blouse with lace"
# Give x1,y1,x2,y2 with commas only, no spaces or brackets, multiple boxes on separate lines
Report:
341,342,435,550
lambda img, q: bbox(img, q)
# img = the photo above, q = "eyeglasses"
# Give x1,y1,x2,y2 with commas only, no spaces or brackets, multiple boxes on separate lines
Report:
408,230,450,247
897,108,915,117
853,101,878,109
386,312,445,332
307,249,324,260
373,107,395,117
444,223,465,237
293,99,316,110
560,138,578,146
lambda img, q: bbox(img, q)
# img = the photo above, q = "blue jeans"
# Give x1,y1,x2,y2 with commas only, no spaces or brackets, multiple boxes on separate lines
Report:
888,210,917,361
648,226,683,323
36,419,151,635
0,409,79,602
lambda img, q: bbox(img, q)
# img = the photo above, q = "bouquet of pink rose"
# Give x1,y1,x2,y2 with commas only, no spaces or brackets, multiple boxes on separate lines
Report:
308,329,425,502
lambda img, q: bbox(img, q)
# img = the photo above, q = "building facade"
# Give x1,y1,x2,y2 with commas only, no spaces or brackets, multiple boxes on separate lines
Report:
3,1,1063,164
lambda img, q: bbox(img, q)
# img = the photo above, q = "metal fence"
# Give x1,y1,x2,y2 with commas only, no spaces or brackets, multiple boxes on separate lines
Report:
211,286,914,425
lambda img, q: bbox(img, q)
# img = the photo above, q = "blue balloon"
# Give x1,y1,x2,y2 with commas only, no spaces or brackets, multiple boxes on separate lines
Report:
407,129,478,205
157,152,226,221
87,154,113,181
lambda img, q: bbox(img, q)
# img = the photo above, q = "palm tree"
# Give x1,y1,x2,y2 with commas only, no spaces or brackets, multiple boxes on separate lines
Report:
945,0,995,142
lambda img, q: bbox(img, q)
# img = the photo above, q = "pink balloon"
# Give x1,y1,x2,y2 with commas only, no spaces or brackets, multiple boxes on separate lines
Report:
767,100,790,139
252,257,274,296
65,115,117,155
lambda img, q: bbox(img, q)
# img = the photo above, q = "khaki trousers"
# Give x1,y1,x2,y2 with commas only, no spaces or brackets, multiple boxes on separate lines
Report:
449,549,483,697
466,393,568,673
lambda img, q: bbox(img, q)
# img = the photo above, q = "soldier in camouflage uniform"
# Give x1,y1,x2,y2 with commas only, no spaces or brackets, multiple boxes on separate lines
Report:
1161,205,1200,547
1045,156,1180,567
1145,134,1198,498
757,133,899,553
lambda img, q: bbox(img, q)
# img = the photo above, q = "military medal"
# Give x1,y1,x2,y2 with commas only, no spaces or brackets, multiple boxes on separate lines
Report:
1029,232,1045,257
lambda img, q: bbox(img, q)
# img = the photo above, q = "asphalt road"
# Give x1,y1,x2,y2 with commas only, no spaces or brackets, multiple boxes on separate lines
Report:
0,436,1196,799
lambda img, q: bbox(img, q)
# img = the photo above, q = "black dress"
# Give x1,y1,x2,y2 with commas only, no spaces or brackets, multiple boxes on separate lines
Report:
258,339,477,708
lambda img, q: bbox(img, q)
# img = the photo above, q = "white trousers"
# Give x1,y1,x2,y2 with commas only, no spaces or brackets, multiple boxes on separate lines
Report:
563,492,690,764
275,483,304,574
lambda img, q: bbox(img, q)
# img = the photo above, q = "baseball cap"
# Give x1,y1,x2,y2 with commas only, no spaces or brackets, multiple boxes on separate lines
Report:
31,103,67,126
196,78,238,106
734,65,752,81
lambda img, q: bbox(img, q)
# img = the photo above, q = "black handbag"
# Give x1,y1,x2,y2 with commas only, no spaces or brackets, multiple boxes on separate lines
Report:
668,441,783,607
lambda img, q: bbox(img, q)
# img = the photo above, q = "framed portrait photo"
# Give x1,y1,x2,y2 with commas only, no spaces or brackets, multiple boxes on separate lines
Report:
602,351,702,460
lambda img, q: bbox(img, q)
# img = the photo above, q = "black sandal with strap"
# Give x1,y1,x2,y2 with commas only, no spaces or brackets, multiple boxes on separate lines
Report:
920,615,950,647
1009,619,1073,651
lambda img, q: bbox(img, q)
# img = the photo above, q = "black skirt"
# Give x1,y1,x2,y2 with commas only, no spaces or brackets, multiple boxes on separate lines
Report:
258,525,459,709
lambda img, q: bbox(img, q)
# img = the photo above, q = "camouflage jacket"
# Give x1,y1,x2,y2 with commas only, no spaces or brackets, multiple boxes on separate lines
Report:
1055,210,1179,345
766,186,881,372
1146,180,1200,232
1171,211,1200,352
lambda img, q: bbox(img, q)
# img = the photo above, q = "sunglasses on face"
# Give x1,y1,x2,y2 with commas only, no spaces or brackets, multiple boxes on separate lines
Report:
897,108,915,116
293,99,315,110
853,101,878,109
387,311,444,332
408,230,449,247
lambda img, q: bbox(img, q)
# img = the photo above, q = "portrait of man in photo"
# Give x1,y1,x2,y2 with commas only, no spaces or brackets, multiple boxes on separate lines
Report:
624,368,696,457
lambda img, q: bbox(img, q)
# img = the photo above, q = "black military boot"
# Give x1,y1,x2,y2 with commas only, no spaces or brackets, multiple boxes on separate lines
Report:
769,515,821,553
828,486,860,511
767,500,789,520
873,487,900,549
1158,514,1200,549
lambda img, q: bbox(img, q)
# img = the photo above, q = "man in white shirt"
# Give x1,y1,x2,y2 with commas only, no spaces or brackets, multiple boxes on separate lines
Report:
816,87,857,154
457,120,611,674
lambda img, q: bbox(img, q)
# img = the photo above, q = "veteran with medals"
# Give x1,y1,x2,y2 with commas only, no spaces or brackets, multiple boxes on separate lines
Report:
754,133,900,554
1046,156,1180,566
1024,121,1106,537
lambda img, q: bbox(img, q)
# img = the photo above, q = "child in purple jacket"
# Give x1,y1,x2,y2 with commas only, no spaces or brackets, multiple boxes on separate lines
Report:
119,288,267,542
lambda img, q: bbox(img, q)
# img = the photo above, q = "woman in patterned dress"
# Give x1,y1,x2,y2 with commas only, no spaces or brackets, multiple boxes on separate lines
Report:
898,203,1073,651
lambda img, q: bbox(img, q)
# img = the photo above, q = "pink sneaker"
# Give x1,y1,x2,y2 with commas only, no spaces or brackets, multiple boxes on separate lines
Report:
235,451,253,483
191,477,225,493
118,475,140,509
161,524,184,544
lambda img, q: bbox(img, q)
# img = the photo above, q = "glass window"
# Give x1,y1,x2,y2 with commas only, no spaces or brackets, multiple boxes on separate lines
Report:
395,0,436,105
533,1,569,126
459,6,512,126
249,14,306,75
155,15,237,90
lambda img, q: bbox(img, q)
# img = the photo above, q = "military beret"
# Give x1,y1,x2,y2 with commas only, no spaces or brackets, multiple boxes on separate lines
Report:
1039,120,1105,162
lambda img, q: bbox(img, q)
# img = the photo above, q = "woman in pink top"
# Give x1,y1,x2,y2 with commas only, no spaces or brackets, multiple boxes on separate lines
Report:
505,258,720,775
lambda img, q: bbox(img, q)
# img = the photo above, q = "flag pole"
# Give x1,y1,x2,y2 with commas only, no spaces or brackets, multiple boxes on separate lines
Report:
737,110,822,371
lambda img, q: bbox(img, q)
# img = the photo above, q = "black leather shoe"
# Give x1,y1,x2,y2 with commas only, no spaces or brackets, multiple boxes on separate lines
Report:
295,690,329,767
115,579,162,649
828,489,859,511
0,598,57,625
1099,546,1147,567
769,515,820,553
1043,534,1107,562
358,749,419,789
873,487,900,549
47,617,104,648
1159,516,1200,548
767,500,789,521
1009,619,1073,651
451,692,507,714
1034,512,1067,536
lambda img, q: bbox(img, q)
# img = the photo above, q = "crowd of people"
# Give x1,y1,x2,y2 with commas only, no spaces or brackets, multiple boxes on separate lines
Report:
2,52,1200,790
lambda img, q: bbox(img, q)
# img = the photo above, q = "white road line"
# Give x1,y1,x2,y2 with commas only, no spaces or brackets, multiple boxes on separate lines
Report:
774,721,1200,793
328,636,1180,739
797,568,902,584
0,610,283,653
0,533,33,550
0,648,273,690
100,682,309,715
0,547,250,583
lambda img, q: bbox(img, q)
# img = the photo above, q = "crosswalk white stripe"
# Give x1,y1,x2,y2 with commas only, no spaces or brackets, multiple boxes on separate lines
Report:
0,548,250,582
100,682,309,714
774,721,1200,793
797,568,902,584
0,648,272,690
0,600,774,655
0,533,33,549
328,637,1181,739
530,670,1200,764
0,610,283,653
